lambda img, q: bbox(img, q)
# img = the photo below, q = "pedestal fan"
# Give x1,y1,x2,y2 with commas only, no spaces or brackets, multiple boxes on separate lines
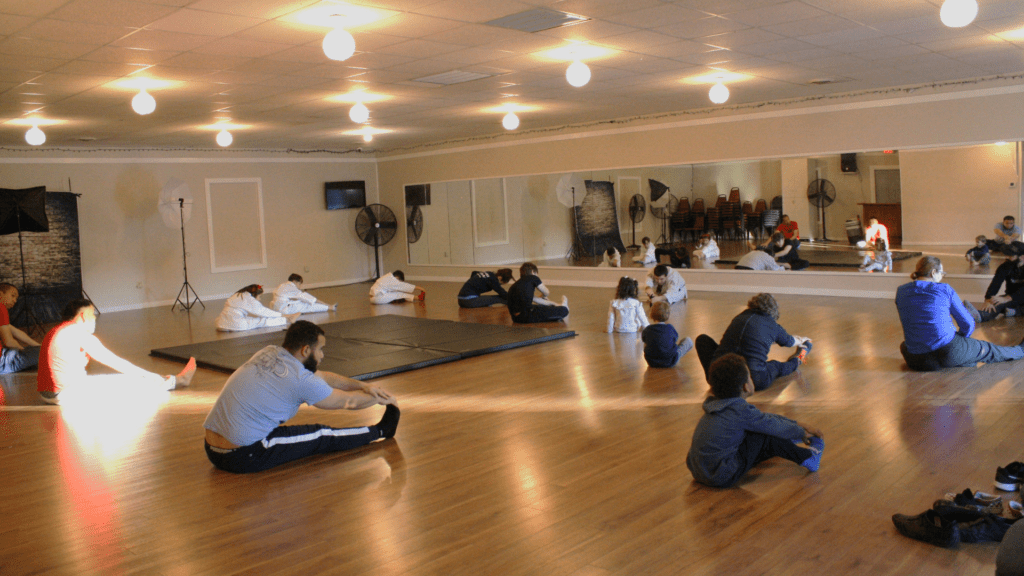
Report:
627,194,646,250
356,204,398,279
406,205,423,243
807,178,837,242
158,178,203,311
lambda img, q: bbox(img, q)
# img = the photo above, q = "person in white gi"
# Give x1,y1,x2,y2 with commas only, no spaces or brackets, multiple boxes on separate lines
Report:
645,264,688,304
216,285,299,332
271,274,336,315
369,271,424,304
633,237,657,265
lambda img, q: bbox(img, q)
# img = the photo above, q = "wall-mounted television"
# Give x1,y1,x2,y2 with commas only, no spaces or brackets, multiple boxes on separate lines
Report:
325,181,366,210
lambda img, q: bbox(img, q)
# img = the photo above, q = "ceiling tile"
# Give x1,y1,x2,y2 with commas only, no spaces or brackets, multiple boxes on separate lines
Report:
542,0,665,19
158,51,253,70
762,15,860,38
534,19,635,41
376,39,466,58
185,0,319,20
234,20,324,45
264,45,327,63
51,60,148,76
49,0,179,28
81,46,181,65
701,28,785,48
731,37,818,57
855,44,929,62
411,0,536,23
192,37,294,58
357,13,463,38
600,30,688,52
671,48,739,66
0,14,33,36
654,16,749,40
602,4,707,28
767,46,839,63
112,29,219,52
725,1,830,28
421,23,527,46
147,9,264,37
0,37,96,59
799,26,885,46
17,19,136,45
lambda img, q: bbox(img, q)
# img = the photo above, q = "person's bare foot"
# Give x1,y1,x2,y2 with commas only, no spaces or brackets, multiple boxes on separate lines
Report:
329,303,338,311
175,357,197,387
561,295,569,308
285,313,301,324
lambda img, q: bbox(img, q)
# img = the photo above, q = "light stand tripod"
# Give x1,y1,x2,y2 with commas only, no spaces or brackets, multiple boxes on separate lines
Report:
13,207,44,335
172,198,203,311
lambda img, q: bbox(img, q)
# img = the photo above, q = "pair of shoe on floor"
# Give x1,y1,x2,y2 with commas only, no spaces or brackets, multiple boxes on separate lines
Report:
996,461,1024,492
893,489,1021,548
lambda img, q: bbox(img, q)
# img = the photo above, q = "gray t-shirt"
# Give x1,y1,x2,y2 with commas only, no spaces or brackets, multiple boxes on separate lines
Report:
996,222,1021,243
204,345,333,446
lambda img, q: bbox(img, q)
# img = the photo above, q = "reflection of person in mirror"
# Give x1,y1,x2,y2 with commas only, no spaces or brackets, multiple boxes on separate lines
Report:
693,234,719,264
369,271,425,304
203,321,399,474
987,215,1024,256
0,283,40,374
859,236,892,273
645,264,687,304
633,237,657,265
457,269,513,308
37,299,195,405
655,244,691,268
776,214,799,240
217,284,300,331
599,247,622,268
864,217,889,246
507,262,569,323
965,235,991,267
271,274,336,314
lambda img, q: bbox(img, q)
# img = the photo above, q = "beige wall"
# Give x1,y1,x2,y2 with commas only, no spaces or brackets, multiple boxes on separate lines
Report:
0,157,379,310
901,144,1020,244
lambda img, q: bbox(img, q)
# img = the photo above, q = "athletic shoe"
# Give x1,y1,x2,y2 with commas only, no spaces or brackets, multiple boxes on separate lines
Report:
1006,307,1018,318
39,391,60,405
938,489,1003,514
1008,500,1023,520
790,341,812,364
963,300,982,323
800,436,824,472
376,404,400,440
996,462,1024,491
892,510,960,548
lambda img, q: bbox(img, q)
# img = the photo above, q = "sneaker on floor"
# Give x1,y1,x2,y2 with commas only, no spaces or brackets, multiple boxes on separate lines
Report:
963,300,982,323
892,510,960,548
938,488,1004,514
1008,500,1023,520
39,391,60,405
800,436,824,472
996,462,1024,491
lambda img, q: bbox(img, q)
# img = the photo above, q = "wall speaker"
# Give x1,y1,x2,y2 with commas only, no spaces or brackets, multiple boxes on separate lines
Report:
840,153,858,173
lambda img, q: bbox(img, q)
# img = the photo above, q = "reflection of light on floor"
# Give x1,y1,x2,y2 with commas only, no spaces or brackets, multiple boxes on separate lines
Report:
504,433,551,546
572,365,600,429
58,375,165,464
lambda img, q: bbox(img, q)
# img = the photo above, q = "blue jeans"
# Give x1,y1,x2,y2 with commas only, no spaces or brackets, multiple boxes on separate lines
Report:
900,334,1024,371
0,346,39,374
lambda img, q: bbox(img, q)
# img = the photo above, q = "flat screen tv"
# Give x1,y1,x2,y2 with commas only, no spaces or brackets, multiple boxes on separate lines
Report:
325,181,366,210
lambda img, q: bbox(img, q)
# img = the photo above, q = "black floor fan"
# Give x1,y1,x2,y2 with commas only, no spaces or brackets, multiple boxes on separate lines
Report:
807,179,837,241
356,204,398,280
627,194,646,250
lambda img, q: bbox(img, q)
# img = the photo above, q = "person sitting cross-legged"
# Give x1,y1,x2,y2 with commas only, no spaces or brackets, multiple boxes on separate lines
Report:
0,282,40,374
203,320,400,474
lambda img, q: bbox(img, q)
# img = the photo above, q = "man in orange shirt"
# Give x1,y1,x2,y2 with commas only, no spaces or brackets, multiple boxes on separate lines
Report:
0,283,40,374
777,215,800,240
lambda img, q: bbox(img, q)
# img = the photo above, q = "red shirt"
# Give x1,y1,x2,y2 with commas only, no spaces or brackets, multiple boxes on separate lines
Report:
37,321,95,394
0,303,8,353
777,221,799,239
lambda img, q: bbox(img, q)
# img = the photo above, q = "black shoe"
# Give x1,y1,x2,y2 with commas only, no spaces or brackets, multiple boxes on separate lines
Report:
959,514,1017,544
931,500,991,523
935,488,1004,515
892,510,960,548
376,404,400,440
995,462,1024,491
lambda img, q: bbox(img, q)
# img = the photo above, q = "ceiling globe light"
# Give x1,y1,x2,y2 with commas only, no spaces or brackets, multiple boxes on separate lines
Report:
349,102,369,124
216,129,233,147
323,27,356,61
709,82,729,104
25,125,45,146
502,112,519,130
363,132,373,142
940,0,978,27
566,60,591,87
132,89,156,115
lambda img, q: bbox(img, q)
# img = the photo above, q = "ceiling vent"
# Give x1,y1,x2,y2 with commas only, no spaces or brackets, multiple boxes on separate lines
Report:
485,8,589,33
413,70,495,85
808,78,841,85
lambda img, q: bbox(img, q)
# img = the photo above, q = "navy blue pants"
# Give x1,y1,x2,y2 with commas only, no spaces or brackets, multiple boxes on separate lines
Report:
458,295,506,308
719,433,812,487
512,305,568,323
695,335,799,390
205,423,382,474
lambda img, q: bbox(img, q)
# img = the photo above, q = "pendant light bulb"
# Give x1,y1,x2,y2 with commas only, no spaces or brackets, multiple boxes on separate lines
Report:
25,125,45,146
502,112,520,130
216,129,233,147
323,27,356,61
363,132,373,142
132,88,156,115
566,60,591,87
940,0,978,27
709,82,729,104
349,102,369,124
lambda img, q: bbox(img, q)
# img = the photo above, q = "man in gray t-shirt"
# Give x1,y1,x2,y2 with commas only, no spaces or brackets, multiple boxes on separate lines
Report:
204,321,399,473
989,215,1024,256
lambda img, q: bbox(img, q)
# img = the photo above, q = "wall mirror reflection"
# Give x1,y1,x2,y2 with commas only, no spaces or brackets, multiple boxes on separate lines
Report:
406,142,1021,275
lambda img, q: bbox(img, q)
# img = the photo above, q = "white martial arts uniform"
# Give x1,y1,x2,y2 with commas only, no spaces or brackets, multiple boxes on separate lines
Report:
693,239,720,263
369,273,417,304
216,292,287,332
599,249,622,268
271,282,329,314
645,268,688,304
634,242,657,265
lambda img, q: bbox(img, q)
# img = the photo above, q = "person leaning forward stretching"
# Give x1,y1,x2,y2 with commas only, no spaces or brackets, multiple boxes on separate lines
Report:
203,320,400,473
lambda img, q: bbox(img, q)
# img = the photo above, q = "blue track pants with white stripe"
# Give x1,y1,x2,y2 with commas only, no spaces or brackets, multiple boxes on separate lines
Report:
205,423,381,473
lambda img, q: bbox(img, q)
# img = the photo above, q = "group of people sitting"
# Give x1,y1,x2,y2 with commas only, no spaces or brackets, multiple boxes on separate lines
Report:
600,234,721,270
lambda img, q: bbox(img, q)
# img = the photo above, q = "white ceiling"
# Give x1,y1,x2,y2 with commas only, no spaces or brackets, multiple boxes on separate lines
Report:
1,0,1023,152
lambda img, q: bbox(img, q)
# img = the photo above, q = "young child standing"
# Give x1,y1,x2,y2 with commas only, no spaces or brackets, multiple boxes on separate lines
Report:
633,237,657,265
607,277,649,333
966,235,991,266
641,301,693,367
859,236,893,273
686,353,825,488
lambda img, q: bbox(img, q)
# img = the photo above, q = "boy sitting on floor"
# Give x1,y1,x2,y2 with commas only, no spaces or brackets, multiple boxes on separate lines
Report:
686,353,824,488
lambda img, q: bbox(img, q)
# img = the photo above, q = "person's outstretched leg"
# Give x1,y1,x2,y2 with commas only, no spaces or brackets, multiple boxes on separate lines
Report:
760,357,801,390
458,295,505,308
694,335,718,377
942,334,1024,367
207,405,400,473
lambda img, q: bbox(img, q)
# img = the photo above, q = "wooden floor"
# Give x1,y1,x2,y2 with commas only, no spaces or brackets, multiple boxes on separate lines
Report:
2,280,1021,575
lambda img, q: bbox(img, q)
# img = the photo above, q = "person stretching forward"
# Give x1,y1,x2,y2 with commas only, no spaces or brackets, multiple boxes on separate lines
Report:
203,321,399,473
